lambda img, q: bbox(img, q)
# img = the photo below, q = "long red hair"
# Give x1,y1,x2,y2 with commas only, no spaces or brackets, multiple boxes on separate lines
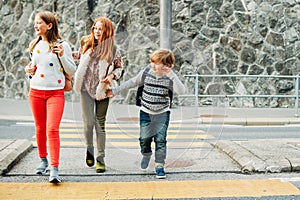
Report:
82,17,115,63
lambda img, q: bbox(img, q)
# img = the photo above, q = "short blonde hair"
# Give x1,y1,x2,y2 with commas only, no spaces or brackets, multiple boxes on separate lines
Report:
150,49,175,67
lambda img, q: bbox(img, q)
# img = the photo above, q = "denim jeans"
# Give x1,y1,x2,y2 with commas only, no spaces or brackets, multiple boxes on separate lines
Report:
139,110,170,164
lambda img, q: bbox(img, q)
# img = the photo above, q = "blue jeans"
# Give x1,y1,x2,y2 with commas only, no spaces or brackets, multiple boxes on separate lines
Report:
139,110,170,164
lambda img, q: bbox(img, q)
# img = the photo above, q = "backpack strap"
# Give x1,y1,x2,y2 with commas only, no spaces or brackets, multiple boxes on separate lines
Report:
136,66,151,106
55,40,64,68
141,66,151,85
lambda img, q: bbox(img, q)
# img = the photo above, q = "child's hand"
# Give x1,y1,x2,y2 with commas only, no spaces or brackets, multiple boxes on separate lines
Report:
101,74,114,84
52,43,64,57
152,62,171,76
106,89,114,98
72,51,80,60
25,62,37,75
162,66,171,76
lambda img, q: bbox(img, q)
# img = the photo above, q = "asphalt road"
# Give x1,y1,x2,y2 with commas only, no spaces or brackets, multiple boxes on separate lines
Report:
1,99,300,199
2,119,300,141
1,120,300,199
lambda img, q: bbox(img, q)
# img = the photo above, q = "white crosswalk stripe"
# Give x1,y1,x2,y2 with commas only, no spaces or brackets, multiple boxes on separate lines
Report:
31,122,215,148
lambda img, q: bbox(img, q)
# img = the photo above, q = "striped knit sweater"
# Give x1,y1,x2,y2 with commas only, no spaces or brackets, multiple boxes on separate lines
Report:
141,69,173,112
112,65,186,114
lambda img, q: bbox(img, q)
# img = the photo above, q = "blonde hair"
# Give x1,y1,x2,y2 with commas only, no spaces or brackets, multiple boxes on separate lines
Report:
28,11,61,51
82,17,115,63
150,49,175,67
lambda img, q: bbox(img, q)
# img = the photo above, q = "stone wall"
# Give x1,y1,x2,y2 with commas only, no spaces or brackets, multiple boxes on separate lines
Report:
0,0,299,107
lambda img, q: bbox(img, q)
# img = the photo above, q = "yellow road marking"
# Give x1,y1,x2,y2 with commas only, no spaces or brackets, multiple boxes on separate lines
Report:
32,123,213,147
60,123,202,128
1,180,299,199
58,128,205,133
45,133,214,139
196,134,215,139
107,141,209,147
31,141,210,147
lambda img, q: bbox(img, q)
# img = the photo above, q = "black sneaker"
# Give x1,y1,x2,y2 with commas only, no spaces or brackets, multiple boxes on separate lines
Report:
86,149,94,167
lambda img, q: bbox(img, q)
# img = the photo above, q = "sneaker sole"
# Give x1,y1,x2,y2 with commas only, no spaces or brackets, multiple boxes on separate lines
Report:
140,165,149,170
36,169,47,175
156,175,166,179
96,169,106,173
49,178,61,183
86,160,94,167
140,168,148,172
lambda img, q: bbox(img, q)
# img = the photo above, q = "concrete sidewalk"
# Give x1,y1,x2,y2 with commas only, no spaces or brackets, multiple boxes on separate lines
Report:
0,98,300,175
215,139,300,174
0,139,32,174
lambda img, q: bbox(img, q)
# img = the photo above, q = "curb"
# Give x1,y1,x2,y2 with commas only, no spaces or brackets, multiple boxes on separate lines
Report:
214,140,300,174
0,139,32,175
152,117,300,126
198,117,300,126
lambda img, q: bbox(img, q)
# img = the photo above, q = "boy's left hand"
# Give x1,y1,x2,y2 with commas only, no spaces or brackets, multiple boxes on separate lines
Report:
152,63,172,76
162,66,171,76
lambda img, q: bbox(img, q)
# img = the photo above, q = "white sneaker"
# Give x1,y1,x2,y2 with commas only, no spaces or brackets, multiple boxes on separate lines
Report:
49,167,61,183
36,158,48,175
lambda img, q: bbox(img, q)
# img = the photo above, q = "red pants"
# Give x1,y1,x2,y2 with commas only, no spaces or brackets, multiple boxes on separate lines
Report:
29,88,65,167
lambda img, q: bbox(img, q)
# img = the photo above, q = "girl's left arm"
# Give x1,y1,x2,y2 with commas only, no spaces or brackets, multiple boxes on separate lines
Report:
59,42,77,76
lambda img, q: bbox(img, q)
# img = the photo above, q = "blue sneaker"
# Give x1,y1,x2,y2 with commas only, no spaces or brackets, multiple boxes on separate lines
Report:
155,167,166,179
141,156,151,170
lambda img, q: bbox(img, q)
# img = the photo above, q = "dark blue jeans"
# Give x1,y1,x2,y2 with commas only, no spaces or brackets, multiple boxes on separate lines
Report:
139,110,170,164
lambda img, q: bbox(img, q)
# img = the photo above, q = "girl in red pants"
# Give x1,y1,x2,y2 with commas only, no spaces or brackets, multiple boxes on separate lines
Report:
25,11,76,183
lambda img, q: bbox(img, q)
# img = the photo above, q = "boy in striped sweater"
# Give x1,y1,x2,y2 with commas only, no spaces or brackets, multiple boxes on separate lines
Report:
106,49,185,179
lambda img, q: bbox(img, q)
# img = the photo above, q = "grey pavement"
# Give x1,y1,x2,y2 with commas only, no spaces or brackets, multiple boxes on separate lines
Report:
0,98,300,175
